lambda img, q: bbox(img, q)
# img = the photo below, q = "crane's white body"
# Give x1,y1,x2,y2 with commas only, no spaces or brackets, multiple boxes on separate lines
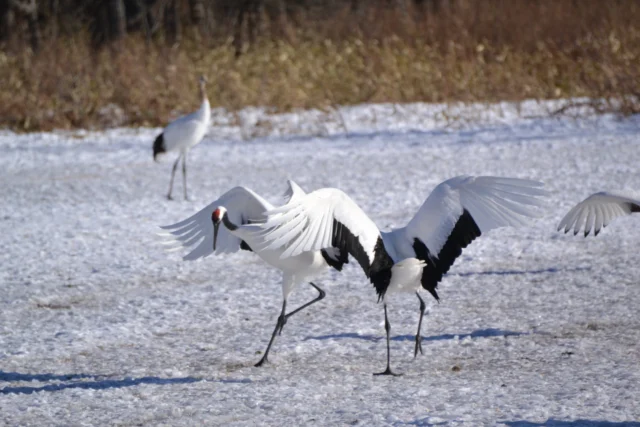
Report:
229,229,329,299
160,180,341,299
385,258,427,294
558,191,640,237
161,98,211,154
160,180,347,366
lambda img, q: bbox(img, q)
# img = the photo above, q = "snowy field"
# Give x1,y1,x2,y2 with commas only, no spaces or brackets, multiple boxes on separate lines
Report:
1,101,639,426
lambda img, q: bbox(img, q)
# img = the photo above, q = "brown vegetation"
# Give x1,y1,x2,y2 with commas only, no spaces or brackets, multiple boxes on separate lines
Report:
0,0,639,131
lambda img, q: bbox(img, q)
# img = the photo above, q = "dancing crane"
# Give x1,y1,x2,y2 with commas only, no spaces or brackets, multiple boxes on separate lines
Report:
257,175,547,375
159,180,348,366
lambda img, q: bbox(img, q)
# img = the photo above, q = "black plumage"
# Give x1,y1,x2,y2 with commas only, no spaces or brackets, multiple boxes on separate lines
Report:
413,209,481,301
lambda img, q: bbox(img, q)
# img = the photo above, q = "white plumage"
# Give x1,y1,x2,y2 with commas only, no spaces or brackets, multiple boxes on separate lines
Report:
557,191,640,237
387,258,427,293
159,180,348,366
396,176,541,258
258,175,547,375
160,185,270,259
153,75,211,200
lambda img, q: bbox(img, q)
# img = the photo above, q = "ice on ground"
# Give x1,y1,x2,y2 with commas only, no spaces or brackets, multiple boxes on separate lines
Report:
1,101,639,426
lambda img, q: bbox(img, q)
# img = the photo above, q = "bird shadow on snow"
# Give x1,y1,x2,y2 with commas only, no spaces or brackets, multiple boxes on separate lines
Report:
304,328,527,344
403,419,640,427
451,266,591,278
0,371,96,382
305,266,591,343
502,420,640,427
0,370,250,395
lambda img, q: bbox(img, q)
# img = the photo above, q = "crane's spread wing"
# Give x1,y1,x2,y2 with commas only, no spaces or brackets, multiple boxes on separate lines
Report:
259,188,383,275
159,186,273,260
387,176,547,298
272,181,351,272
258,176,546,300
557,191,640,237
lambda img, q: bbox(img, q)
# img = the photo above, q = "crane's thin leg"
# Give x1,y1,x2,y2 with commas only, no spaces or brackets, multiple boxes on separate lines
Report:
167,155,181,200
254,283,326,366
279,282,326,335
255,300,287,367
414,292,426,358
182,154,188,200
374,303,401,376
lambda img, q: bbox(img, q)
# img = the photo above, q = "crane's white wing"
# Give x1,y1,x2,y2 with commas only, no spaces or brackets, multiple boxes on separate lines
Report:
159,186,273,260
259,188,382,272
384,176,547,298
557,191,640,236
394,176,547,257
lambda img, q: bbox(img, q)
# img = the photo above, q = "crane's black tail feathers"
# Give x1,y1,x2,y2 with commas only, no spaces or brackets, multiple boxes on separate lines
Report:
153,133,166,161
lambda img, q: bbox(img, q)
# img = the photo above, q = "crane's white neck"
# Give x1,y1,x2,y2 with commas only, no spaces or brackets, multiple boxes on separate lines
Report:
197,89,211,126
199,83,208,104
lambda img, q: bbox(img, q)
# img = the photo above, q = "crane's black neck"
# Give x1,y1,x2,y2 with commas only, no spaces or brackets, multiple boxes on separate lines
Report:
222,214,238,231
220,213,254,252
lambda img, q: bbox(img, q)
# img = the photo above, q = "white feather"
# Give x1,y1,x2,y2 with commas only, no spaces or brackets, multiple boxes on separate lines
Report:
159,180,308,261
259,188,382,262
159,186,272,260
386,258,427,295
557,191,640,236
258,176,547,265
388,176,547,259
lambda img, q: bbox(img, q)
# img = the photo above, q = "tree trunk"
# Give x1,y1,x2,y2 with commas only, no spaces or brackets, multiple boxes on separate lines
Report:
233,0,246,57
26,1,39,52
49,0,59,40
0,0,14,42
247,0,261,46
6,0,40,51
189,0,204,24
164,0,180,46
108,0,126,41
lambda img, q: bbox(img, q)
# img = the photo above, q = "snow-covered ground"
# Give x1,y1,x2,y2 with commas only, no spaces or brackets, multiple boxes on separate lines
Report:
1,101,639,426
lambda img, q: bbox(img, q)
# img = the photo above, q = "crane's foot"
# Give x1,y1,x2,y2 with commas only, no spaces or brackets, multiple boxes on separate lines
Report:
254,356,269,367
374,367,402,376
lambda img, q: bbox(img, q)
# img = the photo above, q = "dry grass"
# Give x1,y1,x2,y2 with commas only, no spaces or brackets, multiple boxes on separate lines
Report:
1,0,639,131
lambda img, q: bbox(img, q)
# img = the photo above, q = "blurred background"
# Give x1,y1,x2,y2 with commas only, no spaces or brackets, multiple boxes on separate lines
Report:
0,0,638,131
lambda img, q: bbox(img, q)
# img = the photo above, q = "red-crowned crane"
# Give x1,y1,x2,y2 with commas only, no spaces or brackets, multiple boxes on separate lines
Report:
159,180,348,366
153,75,210,200
256,176,547,375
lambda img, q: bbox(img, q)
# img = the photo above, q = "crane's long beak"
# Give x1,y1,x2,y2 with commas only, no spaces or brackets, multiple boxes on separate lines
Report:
213,220,220,251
